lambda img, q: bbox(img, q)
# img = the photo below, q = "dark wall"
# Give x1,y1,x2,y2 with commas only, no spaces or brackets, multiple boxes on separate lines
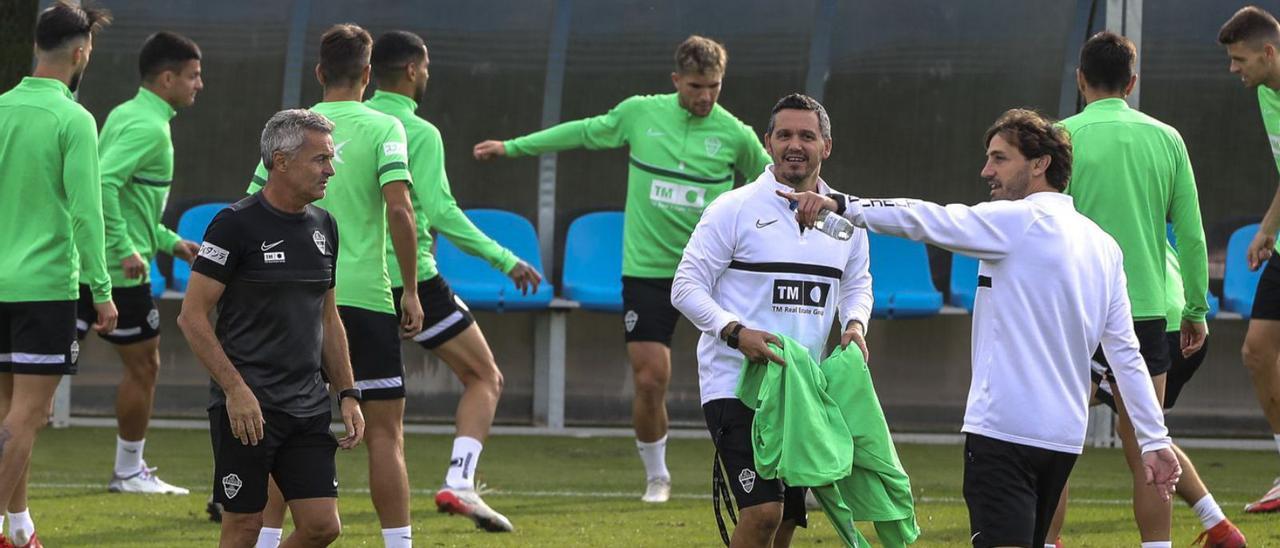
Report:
0,0,37,93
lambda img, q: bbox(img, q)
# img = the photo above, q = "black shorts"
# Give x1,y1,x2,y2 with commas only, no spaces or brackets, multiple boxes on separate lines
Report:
962,434,1077,548
393,276,475,349
0,300,78,375
209,406,338,514
1090,318,1170,388
703,399,807,527
76,284,159,345
1095,331,1210,412
622,276,681,346
1252,254,1280,321
339,306,404,400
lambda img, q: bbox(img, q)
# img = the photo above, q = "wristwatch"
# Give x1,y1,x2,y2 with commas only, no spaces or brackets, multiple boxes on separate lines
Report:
724,324,746,350
338,388,362,403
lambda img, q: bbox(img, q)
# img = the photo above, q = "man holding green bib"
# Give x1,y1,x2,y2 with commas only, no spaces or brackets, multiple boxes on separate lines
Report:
76,31,203,496
474,35,769,503
1219,6,1280,515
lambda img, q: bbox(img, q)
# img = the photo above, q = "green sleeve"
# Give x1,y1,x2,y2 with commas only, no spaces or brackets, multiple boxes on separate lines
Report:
377,120,412,186
735,120,770,180
504,97,634,157
155,223,181,255
421,132,517,273
65,112,111,302
98,123,153,260
247,161,267,194
1168,139,1209,322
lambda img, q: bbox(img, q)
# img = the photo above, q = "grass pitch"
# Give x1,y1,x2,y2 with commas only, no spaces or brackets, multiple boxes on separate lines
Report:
19,427,1280,546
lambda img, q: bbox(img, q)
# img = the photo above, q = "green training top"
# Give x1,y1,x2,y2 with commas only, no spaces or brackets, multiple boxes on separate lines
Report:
248,101,412,314
1062,98,1209,322
504,93,770,278
95,87,183,288
0,77,111,303
366,90,516,287
1255,85,1280,254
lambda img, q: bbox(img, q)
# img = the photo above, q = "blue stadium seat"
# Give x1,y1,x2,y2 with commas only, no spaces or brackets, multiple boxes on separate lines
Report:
867,232,942,318
172,202,230,291
562,212,624,312
1224,223,1264,317
150,260,166,298
436,209,553,311
949,254,979,312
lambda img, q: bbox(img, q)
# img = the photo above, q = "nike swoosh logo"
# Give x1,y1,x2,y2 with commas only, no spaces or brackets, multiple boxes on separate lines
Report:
755,219,778,228
646,128,665,137
261,240,284,251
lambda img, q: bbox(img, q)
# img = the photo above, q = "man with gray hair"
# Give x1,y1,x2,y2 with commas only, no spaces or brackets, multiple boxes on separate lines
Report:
178,109,365,547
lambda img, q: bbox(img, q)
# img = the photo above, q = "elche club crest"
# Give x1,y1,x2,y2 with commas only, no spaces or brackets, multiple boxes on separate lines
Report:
222,473,242,499
313,230,328,255
704,136,722,156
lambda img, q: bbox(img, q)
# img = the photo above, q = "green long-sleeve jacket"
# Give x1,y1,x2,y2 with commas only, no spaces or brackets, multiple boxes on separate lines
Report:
365,90,517,286
737,335,919,547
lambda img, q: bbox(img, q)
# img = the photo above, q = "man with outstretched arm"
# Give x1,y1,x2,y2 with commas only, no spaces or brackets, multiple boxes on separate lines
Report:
781,108,1180,548
475,35,769,502
178,109,364,548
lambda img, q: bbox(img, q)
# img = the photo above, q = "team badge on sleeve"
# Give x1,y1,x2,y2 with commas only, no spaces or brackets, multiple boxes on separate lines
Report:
383,141,407,157
198,242,230,265
313,230,328,255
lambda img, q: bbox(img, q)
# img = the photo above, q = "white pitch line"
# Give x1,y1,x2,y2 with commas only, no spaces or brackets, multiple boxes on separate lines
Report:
24,483,1250,507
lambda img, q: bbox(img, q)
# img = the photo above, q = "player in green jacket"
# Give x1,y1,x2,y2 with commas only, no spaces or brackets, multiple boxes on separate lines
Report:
1054,31,1244,547
0,4,114,546
78,31,203,497
473,35,770,502
1219,6,1280,515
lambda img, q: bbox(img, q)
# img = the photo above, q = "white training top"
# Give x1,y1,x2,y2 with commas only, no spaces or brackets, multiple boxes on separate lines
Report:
842,192,1171,455
672,167,874,405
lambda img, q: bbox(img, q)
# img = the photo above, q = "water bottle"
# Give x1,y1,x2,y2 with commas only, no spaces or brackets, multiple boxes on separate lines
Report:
789,199,854,241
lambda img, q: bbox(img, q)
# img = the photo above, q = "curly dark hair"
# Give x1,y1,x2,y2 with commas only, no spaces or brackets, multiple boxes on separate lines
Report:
984,109,1072,191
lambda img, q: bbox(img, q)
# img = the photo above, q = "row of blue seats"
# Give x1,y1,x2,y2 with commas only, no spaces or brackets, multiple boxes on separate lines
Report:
154,204,1267,320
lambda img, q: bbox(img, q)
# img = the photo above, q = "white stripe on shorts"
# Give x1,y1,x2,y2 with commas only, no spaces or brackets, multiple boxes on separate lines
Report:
0,352,66,365
107,327,143,337
413,310,464,343
356,377,404,391
76,320,89,332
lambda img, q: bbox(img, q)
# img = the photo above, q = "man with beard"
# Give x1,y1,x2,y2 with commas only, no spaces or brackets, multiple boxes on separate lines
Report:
672,93,873,548
780,109,1181,548
0,3,115,546
78,30,204,496
474,36,770,502
1218,5,1280,515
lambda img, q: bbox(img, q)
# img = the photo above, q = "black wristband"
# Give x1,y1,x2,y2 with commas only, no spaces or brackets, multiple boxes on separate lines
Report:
725,324,746,350
338,388,362,402
830,193,847,216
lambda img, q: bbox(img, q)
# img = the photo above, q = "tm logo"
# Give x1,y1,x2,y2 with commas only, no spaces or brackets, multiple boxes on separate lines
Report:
650,180,706,208
772,280,830,307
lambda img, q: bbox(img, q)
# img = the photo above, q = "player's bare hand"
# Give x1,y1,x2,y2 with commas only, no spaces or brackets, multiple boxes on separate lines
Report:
473,140,507,160
226,385,265,446
338,396,364,449
738,327,785,366
508,260,542,295
1179,319,1207,358
92,299,119,334
841,320,869,362
121,252,148,279
775,190,838,228
1141,447,1181,502
1247,230,1276,271
172,240,200,264
399,290,424,339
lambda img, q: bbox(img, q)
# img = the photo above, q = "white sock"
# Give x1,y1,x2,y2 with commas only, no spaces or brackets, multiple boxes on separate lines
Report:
1191,494,1226,529
8,509,33,546
1044,544,1055,548
1140,542,1172,548
382,525,412,548
255,526,283,548
115,436,145,477
445,436,483,490
636,435,670,481
1273,433,1280,457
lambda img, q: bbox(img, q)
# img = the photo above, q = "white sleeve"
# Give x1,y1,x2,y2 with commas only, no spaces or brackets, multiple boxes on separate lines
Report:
1101,255,1172,453
672,196,740,337
838,226,873,331
842,197,1023,261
